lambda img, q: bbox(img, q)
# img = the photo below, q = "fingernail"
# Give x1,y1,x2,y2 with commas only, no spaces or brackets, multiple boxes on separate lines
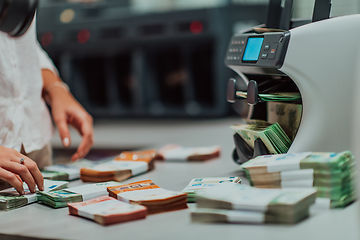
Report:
21,190,25,195
63,138,70,147
40,186,44,191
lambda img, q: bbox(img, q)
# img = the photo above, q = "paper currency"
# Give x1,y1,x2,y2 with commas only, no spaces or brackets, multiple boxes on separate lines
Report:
44,159,103,180
80,149,156,182
267,102,302,141
68,196,147,225
156,144,221,161
192,184,316,224
37,181,120,208
0,179,68,210
236,91,301,102
231,122,292,154
107,180,187,214
182,177,241,202
242,151,356,208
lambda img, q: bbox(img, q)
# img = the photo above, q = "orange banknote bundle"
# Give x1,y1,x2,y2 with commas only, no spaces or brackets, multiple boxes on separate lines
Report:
68,196,147,225
156,144,221,161
107,180,188,214
80,150,156,182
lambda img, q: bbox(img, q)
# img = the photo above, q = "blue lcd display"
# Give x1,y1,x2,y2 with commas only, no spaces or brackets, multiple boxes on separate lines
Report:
242,37,264,62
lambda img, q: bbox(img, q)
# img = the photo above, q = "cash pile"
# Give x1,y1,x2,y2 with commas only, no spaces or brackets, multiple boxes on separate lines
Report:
107,180,188,214
37,181,120,208
80,150,156,182
68,196,147,225
241,151,356,208
0,179,68,210
156,144,221,161
45,159,102,181
192,184,317,224
182,177,241,202
231,121,292,154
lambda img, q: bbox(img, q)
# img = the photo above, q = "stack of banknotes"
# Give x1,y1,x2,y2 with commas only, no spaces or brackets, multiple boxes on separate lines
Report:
44,159,103,181
191,184,317,224
107,180,188,214
37,181,120,208
241,151,356,208
231,120,292,154
182,177,241,202
68,196,147,225
156,144,221,161
0,179,68,210
41,170,70,181
80,150,156,182
267,102,302,141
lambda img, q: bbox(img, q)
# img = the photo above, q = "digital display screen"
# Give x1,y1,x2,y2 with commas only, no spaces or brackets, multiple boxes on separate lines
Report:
242,37,264,62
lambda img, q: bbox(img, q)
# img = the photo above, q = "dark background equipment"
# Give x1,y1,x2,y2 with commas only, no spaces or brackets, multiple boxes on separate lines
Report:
36,1,268,118
0,0,38,37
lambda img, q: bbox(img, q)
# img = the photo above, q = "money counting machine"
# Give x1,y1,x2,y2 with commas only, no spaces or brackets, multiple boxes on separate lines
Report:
226,0,360,164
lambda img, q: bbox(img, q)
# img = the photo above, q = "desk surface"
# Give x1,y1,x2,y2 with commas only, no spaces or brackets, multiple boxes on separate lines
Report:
0,118,359,240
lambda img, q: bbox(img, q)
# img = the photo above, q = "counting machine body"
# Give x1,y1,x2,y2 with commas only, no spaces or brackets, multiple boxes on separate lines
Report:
226,14,360,155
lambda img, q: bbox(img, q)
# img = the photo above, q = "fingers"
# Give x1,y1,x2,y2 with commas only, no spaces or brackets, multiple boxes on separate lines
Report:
0,168,24,195
71,119,94,161
11,152,44,192
54,114,71,148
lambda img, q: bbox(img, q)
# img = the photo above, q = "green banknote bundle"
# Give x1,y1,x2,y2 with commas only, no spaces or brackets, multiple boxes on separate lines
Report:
0,180,68,211
236,92,301,102
37,181,120,208
267,102,302,141
231,121,292,154
182,177,241,202
41,170,70,181
241,151,356,208
192,184,317,224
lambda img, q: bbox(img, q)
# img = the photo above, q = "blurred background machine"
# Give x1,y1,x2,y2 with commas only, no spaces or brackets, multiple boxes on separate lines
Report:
36,0,268,118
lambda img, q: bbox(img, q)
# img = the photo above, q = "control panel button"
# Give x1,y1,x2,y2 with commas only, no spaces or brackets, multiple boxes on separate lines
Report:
268,44,278,59
260,53,268,59
263,44,270,50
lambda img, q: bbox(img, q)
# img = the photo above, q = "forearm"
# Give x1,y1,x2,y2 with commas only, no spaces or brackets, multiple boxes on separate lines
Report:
41,69,71,105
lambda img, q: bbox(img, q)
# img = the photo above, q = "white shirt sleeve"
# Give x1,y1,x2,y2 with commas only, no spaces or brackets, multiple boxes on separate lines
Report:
36,41,59,76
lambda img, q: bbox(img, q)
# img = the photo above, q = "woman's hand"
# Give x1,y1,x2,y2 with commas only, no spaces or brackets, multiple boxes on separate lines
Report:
0,146,44,194
49,87,94,161
42,69,94,161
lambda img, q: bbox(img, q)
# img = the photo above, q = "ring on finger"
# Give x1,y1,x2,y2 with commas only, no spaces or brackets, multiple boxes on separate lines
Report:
19,158,25,165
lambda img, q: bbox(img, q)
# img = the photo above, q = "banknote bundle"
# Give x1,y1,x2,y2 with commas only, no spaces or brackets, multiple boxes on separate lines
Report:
267,102,302,141
241,151,356,208
41,170,70,181
107,180,188,214
44,159,102,181
37,181,120,208
80,150,156,182
0,179,68,211
236,91,301,102
68,196,147,225
156,144,221,161
231,121,292,154
182,177,241,202
192,184,317,224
